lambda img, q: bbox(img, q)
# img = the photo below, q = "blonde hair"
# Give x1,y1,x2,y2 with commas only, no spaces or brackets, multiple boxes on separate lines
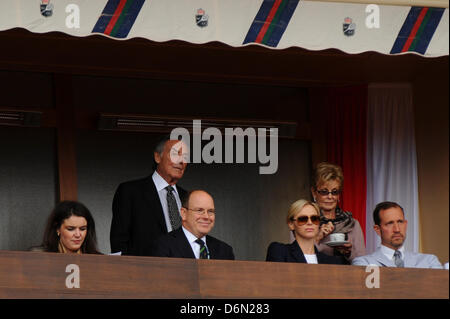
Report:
312,162,344,189
286,199,320,224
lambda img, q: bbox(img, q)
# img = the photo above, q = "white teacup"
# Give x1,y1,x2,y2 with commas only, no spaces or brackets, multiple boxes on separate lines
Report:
329,233,345,242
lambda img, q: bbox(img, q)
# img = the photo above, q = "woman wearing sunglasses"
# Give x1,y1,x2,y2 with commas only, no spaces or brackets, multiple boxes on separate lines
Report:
311,162,366,262
266,199,345,264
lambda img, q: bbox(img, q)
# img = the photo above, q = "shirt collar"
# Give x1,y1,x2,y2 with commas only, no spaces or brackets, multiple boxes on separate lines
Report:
182,226,206,244
152,171,178,193
380,244,405,260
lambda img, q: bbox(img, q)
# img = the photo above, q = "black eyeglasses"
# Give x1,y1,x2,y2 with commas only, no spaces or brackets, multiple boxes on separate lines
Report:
184,208,216,216
316,189,341,196
291,215,320,226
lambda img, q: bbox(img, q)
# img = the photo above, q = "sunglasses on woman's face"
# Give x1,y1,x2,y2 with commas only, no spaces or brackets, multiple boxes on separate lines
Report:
316,189,341,196
291,215,320,226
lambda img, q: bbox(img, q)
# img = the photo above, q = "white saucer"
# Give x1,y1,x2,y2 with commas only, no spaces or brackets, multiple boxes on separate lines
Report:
326,241,349,247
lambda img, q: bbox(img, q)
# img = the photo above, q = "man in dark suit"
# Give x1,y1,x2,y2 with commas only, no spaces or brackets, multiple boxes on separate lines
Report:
151,190,235,260
110,136,188,256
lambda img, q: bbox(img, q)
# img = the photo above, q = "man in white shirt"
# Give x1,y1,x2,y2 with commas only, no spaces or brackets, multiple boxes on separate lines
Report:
110,136,189,256
151,190,235,260
352,201,443,269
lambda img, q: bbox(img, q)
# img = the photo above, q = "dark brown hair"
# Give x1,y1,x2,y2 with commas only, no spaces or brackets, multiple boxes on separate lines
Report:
42,201,100,254
373,201,404,226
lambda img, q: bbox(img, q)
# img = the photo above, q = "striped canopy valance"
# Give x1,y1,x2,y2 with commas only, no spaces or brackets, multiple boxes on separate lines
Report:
0,0,448,57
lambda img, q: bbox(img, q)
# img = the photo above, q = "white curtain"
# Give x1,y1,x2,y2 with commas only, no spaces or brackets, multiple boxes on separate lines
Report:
366,83,420,254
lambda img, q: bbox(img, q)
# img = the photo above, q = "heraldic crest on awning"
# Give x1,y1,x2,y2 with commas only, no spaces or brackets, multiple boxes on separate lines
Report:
0,0,448,57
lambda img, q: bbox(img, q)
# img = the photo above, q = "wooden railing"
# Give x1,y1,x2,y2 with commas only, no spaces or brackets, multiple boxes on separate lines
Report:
0,250,447,299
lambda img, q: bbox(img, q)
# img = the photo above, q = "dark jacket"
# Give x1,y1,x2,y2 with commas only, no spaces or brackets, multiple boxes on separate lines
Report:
110,175,187,256
151,227,235,260
266,241,347,265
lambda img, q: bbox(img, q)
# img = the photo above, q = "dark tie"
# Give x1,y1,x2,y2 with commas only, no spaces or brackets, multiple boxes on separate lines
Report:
195,238,209,259
166,186,181,230
394,250,404,268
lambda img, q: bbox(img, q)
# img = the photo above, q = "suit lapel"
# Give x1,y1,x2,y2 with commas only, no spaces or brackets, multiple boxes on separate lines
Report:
143,175,168,232
173,228,196,259
289,241,307,263
403,251,415,267
315,247,327,264
205,236,218,259
177,186,187,202
374,248,395,267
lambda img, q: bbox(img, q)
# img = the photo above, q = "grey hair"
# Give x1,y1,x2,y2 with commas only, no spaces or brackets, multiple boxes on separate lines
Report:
154,135,170,155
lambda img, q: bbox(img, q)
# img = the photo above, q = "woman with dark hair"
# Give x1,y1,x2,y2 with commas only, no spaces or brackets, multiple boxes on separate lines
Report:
34,201,101,254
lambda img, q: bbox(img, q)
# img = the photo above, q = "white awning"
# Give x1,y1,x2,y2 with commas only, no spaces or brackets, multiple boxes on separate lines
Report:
0,0,448,57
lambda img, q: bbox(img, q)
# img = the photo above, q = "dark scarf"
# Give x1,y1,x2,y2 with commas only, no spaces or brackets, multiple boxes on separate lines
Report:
320,207,355,234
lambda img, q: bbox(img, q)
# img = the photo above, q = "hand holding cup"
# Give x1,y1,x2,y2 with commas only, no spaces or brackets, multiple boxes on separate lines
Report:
317,221,334,241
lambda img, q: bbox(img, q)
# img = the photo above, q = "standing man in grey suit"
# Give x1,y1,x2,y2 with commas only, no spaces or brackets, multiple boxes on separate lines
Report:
151,190,235,260
352,201,443,269
110,136,189,256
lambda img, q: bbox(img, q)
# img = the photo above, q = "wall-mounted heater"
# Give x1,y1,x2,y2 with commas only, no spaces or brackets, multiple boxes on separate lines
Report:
0,110,42,127
98,113,300,138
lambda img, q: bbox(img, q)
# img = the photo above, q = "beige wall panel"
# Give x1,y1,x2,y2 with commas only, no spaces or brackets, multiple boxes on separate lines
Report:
414,77,449,264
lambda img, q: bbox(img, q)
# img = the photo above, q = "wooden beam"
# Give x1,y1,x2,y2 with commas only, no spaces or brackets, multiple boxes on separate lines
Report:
1,29,447,88
308,88,328,167
54,74,77,201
